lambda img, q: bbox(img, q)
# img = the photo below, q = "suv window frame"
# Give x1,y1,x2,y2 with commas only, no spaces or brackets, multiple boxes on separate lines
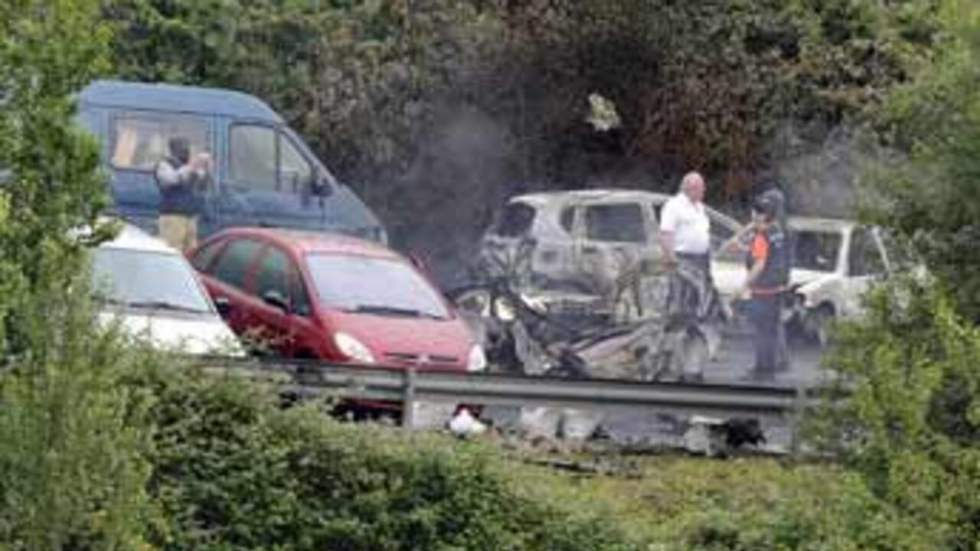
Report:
847,226,887,277
583,202,648,244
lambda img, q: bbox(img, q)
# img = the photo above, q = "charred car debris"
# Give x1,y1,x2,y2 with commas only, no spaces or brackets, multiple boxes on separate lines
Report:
451,190,731,383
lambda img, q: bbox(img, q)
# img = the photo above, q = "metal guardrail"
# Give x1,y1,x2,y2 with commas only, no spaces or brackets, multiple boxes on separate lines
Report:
199,357,819,431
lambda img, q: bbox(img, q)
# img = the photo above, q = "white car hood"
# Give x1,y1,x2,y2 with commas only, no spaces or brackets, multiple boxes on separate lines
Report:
790,269,837,290
99,311,243,356
712,261,838,297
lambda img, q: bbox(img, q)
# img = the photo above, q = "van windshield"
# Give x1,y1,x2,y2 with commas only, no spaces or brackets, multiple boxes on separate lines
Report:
305,254,449,319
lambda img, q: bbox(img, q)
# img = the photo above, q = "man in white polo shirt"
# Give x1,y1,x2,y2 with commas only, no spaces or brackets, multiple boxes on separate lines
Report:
658,171,711,275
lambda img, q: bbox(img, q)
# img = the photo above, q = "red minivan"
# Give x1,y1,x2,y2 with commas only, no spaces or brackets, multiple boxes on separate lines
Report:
187,228,486,373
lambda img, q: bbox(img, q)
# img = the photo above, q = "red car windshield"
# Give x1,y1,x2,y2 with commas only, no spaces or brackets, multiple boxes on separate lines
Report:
305,253,449,320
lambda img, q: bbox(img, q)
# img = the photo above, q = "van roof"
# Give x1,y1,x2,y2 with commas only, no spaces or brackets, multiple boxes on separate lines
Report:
79,80,283,122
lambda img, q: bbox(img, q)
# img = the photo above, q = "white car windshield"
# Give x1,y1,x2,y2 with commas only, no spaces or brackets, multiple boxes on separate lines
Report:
92,248,213,314
792,230,842,272
305,254,449,320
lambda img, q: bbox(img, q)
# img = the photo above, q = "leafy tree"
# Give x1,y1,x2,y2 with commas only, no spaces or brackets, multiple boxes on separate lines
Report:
809,280,980,548
0,1,154,548
866,1,980,322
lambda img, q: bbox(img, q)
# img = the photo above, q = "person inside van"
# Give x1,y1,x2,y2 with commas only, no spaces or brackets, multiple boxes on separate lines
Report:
155,136,212,251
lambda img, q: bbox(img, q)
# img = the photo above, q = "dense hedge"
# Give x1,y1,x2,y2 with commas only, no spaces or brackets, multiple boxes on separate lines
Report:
130,364,639,550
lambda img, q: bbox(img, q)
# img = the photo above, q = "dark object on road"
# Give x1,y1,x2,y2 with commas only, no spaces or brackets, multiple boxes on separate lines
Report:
718,417,766,449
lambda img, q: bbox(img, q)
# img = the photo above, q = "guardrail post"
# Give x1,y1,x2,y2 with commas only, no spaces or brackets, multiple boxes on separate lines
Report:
401,366,417,429
789,384,806,457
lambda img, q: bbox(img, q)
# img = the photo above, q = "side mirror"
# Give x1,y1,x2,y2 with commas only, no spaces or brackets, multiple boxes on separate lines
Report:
214,296,234,318
261,289,291,314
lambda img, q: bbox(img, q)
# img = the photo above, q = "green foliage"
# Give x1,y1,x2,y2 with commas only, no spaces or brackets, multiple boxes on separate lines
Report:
808,280,980,548
130,364,639,550
0,1,154,548
0,283,159,550
865,2,980,321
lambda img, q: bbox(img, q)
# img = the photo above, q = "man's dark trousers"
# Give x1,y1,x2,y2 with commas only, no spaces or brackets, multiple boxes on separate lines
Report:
749,292,780,377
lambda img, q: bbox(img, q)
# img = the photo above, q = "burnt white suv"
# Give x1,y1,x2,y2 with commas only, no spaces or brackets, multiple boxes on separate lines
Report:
477,189,743,295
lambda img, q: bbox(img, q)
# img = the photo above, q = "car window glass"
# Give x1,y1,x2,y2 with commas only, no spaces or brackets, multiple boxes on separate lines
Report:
91,248,213,314
306,254,449,319
229,125,277,191
492,202,536,238
111,113,209,170
793,230,841,272
585,203,646,243
559,207,575,233
211,238,262,289
255,246,290,301
280,135,313,193
849,227,886,276
190,239,226,273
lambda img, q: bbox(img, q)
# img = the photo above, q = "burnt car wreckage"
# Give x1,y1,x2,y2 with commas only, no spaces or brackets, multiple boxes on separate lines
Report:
452,219,728,383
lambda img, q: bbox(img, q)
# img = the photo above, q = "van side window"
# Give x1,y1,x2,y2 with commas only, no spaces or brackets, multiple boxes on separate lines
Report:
280,136,314,192
229,125,277,191
229,125,313,193
111,114,209,170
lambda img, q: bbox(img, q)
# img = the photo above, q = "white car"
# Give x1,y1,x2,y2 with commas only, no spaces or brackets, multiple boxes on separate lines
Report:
91,223,243,355
713,217,912,345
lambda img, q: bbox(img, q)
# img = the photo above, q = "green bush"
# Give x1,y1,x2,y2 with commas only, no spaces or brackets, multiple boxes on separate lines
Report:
129,364,638,550
808,279,980,548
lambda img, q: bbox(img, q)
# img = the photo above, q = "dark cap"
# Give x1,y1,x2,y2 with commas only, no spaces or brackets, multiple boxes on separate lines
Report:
752,195,777,219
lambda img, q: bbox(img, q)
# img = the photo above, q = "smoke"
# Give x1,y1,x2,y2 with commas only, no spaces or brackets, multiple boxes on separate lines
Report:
385,104,521,287
765,122,893,220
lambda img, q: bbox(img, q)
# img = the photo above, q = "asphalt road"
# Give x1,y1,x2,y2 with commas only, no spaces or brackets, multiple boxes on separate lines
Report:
705,327,827,386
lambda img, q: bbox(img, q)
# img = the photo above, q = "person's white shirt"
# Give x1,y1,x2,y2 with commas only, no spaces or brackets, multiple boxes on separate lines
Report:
660,193,710,254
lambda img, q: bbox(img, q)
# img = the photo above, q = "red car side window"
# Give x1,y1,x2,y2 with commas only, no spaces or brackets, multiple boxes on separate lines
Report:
254,245,313,316
190,239,226,274
211,238,262,290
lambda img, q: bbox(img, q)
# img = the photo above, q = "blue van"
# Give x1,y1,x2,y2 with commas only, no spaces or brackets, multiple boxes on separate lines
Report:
77,80,386,243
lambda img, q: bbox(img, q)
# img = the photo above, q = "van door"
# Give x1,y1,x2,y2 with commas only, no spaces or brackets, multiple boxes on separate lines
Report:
220,122,324,232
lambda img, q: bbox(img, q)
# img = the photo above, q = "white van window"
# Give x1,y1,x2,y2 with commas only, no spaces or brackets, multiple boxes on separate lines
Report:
111,114,209,170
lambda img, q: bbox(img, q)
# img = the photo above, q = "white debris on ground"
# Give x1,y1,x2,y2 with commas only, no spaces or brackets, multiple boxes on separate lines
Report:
448,407,487,438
